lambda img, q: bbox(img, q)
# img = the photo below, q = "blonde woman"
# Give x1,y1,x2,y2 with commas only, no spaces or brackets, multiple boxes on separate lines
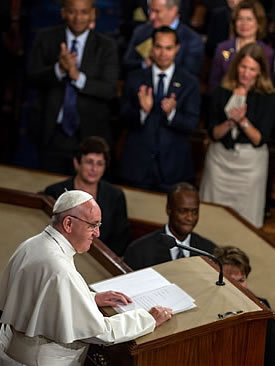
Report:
200,43,275,228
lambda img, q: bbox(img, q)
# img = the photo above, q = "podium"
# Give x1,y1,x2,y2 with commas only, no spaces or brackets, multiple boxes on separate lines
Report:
0,168,274,365
87,257,273,366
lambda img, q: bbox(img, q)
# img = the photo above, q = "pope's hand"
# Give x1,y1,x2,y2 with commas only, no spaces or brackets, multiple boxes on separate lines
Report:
148,306,173,327
95,291,133,307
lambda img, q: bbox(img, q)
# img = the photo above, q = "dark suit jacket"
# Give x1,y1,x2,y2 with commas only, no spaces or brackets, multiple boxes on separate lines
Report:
119,66,200,189
208,39,275,92
28,25,119,147
124,227,217,270
123,22,204,76
205,5,231,58
44,178,130,256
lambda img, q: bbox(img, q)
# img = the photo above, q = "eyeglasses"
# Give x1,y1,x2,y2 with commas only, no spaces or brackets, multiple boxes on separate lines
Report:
70,215,102,231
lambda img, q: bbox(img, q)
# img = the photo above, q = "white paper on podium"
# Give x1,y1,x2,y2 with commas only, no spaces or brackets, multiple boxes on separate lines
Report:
90,268,196,314
114,283,196,314
90,268,171,297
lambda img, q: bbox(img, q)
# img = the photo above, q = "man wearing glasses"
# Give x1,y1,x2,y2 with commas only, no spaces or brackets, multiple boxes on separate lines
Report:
0,190,172,365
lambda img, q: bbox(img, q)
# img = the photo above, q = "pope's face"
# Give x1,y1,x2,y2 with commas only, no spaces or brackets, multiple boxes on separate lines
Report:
61,0,95,36
68,199,101,253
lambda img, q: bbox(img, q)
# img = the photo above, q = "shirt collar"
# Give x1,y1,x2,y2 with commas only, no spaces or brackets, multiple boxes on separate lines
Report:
45,225,76,258
152,63,175,80
169,17,180,30
165,224,191,246
66,27,90,48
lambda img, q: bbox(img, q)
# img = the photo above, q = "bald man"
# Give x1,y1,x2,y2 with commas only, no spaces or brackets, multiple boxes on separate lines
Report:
124,182,217,270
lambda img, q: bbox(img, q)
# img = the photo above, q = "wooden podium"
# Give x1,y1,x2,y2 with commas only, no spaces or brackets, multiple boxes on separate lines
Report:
87,257,272,366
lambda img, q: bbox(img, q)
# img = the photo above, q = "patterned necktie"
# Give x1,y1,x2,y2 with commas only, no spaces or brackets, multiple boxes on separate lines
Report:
62,39,79,137
155,73,166,104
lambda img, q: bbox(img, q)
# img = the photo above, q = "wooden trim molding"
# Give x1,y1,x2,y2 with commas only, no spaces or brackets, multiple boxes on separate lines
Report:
0,187,130,276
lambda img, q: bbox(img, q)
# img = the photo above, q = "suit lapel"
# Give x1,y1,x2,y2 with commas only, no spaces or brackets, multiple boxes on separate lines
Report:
167,68,183,97
52,26,66,55
80,31,96,70
144,67,153,88
156,227,173,262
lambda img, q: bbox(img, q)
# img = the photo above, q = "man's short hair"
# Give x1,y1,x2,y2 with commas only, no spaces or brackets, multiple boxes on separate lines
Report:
62,0,94,7
152,26,179,45
74,136,111,166
149,0,181,9
167,182,198,207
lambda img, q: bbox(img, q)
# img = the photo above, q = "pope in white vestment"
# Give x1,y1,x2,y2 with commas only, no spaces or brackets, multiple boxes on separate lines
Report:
0,190,172,365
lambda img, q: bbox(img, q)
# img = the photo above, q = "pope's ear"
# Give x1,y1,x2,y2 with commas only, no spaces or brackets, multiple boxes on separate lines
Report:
62,216,72,233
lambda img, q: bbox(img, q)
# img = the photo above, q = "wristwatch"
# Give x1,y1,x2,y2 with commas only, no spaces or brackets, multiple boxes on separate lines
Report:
241,121,249,129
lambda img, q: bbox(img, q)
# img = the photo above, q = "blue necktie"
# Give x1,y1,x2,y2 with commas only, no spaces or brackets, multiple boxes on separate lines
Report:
155,73,166,104
62,39,79,137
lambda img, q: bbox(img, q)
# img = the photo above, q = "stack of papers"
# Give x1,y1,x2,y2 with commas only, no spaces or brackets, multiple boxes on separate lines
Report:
90,268,196,314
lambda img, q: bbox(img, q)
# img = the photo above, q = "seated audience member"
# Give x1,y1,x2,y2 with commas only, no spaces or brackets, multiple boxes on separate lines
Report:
214,245,275,366
119,26,200,193
200,43,275,228
123,0,204,77
209,0,274,92
124,182,217,270
0,190,172,365
44,136,130,256
214,245,252,289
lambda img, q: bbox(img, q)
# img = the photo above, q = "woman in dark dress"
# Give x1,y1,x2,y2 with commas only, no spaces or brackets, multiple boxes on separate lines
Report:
200,43,275,228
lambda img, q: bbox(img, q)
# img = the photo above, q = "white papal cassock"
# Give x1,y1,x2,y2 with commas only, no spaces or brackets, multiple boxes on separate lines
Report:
0,225,155,365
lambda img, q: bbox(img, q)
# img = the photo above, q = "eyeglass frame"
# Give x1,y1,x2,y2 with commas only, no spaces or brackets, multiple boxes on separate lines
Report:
69,215,102,231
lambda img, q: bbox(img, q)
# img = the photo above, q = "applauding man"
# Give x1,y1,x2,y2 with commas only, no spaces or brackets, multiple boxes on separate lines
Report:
119,26,200,192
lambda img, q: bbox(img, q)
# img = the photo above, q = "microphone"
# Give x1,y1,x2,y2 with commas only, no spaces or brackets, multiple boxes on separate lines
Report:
161,234,225,286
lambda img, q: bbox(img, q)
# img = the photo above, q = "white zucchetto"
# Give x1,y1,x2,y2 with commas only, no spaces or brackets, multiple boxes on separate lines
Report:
53,190,93,214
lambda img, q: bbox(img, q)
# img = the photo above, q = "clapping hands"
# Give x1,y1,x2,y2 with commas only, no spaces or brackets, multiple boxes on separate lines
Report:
138,85,177,116
228,104,247,124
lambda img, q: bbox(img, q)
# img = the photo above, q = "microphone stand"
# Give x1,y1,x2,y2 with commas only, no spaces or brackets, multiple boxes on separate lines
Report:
176,242,225,286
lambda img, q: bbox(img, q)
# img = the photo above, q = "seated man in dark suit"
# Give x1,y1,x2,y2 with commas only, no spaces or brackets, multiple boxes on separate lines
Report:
124,182,217,270
119,26,200,192
123,0,203,77
44,136,130,256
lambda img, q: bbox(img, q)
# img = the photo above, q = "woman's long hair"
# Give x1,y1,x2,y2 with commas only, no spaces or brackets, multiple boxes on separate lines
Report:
222,42,275,93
